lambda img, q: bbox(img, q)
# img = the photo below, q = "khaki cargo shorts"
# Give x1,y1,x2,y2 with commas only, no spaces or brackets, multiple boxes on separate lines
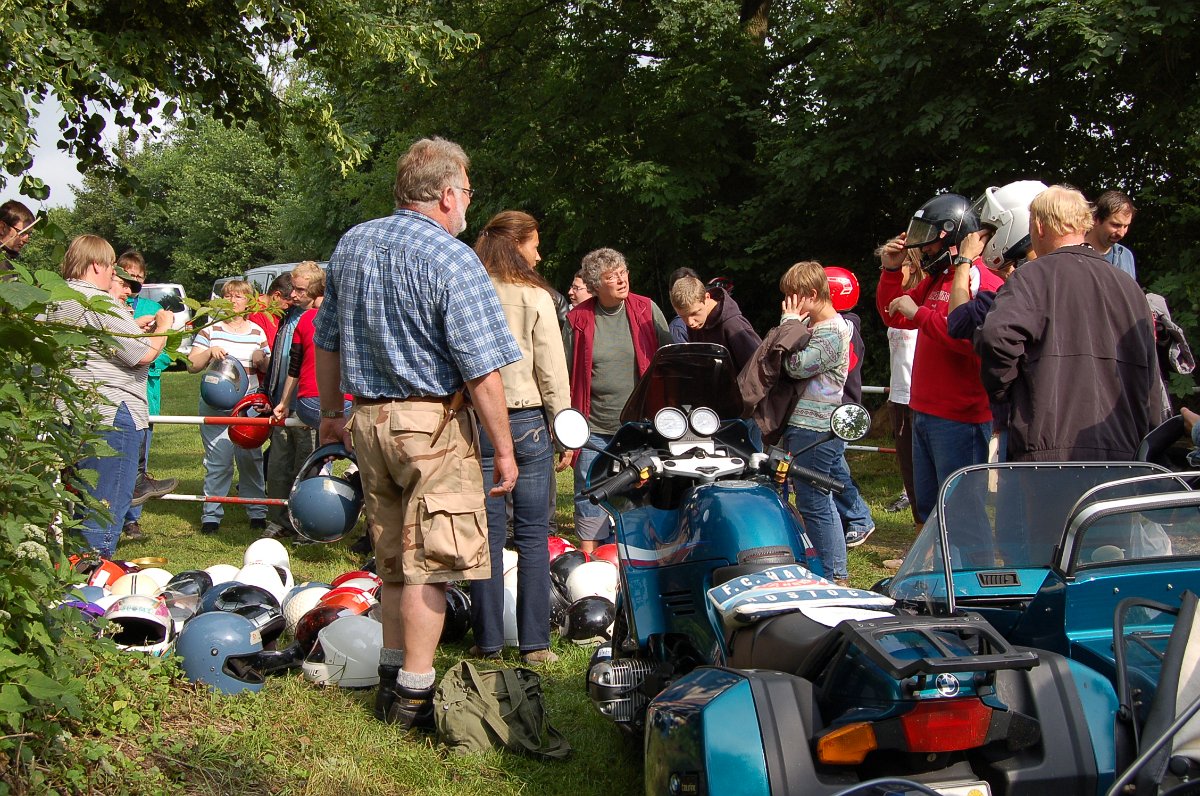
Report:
350,399,490,585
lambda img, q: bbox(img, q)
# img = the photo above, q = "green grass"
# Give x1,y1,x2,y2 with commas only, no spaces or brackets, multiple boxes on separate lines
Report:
98,371,917,795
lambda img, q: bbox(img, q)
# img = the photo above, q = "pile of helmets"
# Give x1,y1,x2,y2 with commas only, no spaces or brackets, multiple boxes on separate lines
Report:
548,537,618,647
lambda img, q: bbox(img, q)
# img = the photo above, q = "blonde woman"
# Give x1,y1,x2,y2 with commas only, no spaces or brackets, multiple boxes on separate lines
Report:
187,280,270,534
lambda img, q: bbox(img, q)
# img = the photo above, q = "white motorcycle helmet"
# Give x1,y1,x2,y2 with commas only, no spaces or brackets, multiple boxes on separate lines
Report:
109,572,162,598
135,567,175,590
503,583,519,647
282,583,331,636
244,537,290,571
302,614,384,688
204,563,240,585
972,180,1048,270
103,595,174,656
566,560,619,604
235,563,288,605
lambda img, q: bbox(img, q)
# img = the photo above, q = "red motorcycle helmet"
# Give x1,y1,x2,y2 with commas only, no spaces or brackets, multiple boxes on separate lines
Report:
228,393,274,450
547,535,576,563
825,267,860,312
591,543,619,568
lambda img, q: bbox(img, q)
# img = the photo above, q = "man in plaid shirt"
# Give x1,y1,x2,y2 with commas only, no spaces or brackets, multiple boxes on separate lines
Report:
314,137,521,731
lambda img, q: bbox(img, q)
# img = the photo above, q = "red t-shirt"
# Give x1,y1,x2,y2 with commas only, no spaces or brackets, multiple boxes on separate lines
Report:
292,309,319,399
876,263,1003,424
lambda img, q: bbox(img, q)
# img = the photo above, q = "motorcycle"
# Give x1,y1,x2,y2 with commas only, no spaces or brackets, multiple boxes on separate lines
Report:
559,344,1077,795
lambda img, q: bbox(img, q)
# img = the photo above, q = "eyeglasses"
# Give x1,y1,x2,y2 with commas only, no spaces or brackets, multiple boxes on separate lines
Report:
453,186,476,199
601,268,628,284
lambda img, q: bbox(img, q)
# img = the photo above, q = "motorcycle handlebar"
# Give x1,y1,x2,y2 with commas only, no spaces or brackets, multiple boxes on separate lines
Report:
584,467,644,504
789,463,845,494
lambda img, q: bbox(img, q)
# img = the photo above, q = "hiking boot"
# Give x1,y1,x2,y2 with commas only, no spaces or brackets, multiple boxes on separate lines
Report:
884,493,911,513
469,645,501,661
263,521,296,539
521,649,558,665
375,677,435,730
844,526,875,548
129,472,178,507
249,518,268,533
200,522,220,535
349,534,373,555
121,521,145,542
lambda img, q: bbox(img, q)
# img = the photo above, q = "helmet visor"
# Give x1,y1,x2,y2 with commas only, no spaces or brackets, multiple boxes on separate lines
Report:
904,217,944,249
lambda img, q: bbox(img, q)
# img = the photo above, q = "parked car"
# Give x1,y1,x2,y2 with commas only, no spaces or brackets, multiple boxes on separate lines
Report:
139,282,194,357
211,262,321,298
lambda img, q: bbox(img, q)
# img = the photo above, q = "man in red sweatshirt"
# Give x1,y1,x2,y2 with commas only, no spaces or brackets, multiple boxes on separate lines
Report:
876,193,1003,527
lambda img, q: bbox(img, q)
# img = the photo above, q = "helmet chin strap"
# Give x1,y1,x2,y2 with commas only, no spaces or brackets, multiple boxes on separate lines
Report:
922,243,956,279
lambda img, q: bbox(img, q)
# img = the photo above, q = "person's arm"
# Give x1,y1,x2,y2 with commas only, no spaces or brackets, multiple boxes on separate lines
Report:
273,376,299,421
532,294,574,471
466,370,517,496
976,271,1042,400
133,309,173,366
315,345,349,447
186,329,224,372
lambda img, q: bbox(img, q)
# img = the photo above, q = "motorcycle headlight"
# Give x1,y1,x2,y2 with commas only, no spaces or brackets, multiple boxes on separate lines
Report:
689,407,720,437
653,408,688,441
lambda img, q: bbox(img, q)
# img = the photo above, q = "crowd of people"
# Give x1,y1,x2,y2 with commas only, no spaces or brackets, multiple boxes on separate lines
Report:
20,131,1177,733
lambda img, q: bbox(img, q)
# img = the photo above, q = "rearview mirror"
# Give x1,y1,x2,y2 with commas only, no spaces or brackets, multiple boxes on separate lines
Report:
553,409,592,450
830,403,870,442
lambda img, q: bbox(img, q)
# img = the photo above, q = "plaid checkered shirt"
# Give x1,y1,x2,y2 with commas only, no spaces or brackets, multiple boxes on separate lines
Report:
313,209,521,397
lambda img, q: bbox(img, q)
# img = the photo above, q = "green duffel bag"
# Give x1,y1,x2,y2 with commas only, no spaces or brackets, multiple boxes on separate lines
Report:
435,660,572,759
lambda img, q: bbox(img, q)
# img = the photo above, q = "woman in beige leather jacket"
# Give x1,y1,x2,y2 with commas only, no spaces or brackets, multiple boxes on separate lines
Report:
467,211,571,664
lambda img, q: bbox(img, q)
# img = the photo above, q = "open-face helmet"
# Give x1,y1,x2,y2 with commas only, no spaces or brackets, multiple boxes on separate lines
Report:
103,595,174,656
228,393,274,450
244,537,290,571
288,444,363,543
903,193,980,276
566,560,620,604
972,180,1048,270
302,614,384,688
176,612,267,694
562,596,616,646
135,567,174,590
201,357,250,410
441,584,471,644
824,267,860,312
109,572,161,598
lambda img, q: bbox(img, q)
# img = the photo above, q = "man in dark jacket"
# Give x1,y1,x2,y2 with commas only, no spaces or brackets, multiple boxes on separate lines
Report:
976,185,1162,461
670,276,762,371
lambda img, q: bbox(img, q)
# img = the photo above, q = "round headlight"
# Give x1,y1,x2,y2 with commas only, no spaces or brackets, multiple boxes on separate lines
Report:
689,407,720,436
653,408,688,441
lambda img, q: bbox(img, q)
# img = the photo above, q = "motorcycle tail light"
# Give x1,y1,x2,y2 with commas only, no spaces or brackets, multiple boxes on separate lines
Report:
817,722,878,765
899,698,991,753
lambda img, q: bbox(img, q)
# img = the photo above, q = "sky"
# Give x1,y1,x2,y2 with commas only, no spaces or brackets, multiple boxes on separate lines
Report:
0,96,121,212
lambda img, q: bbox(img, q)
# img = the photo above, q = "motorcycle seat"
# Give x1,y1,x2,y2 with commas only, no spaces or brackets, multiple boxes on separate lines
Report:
727,610,838,674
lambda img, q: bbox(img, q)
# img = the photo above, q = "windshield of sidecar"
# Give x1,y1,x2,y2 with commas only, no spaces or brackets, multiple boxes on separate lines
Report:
619,343,745,423
890,463,1173,610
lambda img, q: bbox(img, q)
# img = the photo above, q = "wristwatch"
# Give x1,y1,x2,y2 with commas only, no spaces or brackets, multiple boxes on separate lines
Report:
319,409,342,419
952,255,973,267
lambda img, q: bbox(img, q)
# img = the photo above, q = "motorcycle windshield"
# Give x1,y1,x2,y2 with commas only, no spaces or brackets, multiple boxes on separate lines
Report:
890,463,1174,613
619,343,745,423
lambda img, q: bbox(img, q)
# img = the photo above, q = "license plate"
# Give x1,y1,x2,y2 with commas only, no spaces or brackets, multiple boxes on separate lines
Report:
932,782,991,796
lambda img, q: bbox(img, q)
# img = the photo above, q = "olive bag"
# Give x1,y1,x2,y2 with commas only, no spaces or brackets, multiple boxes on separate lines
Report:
434,660,571,759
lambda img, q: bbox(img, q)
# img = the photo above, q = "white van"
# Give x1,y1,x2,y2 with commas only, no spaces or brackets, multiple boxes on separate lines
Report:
212,262,317,298
139,282,194,356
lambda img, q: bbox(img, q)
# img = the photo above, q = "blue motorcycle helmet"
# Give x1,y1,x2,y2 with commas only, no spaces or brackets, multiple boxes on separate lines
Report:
200,357,249,410
175,611,267,695
288,443,363,543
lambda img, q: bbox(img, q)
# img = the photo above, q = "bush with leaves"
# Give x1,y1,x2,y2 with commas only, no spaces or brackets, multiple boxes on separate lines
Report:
0,262,186,792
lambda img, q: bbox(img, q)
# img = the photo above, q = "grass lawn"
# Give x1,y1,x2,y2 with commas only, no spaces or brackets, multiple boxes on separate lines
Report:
99,370,917,795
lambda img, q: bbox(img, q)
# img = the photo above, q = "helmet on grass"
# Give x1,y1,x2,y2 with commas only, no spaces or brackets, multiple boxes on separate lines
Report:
302,615,384,688
176,612,267,694
103,595,174,655
563,596,616,646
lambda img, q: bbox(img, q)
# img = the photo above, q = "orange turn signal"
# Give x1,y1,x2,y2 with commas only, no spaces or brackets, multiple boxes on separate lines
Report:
817,722,878,765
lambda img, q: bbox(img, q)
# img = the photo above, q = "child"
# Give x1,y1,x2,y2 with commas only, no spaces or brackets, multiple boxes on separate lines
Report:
669,275,762,372
776,262,852,585
667,267,700,343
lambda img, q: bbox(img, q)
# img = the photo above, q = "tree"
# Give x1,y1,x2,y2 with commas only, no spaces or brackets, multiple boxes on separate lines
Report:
1,0,479,202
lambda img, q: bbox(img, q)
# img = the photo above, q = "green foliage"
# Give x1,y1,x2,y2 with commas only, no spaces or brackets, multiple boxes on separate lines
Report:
1,0,480,203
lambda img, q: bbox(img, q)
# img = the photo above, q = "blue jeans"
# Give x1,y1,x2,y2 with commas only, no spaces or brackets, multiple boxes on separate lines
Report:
911,411,992,523
572,432,616,543
470,409,555,653
123,426,152,524
296,395,352,430
830,452,874,534
199,398,266,524
783,426,848,582
77,403,141,557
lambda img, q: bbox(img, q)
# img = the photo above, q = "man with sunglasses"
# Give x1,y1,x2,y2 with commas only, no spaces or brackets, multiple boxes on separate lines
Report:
0,200,36,274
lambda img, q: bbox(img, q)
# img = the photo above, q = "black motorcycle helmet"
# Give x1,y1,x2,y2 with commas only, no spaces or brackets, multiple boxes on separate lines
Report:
197,582,281,615
904,193,981,277
440,584,472,644
165,569,214,598
563,596,616,646
550,550,589,597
